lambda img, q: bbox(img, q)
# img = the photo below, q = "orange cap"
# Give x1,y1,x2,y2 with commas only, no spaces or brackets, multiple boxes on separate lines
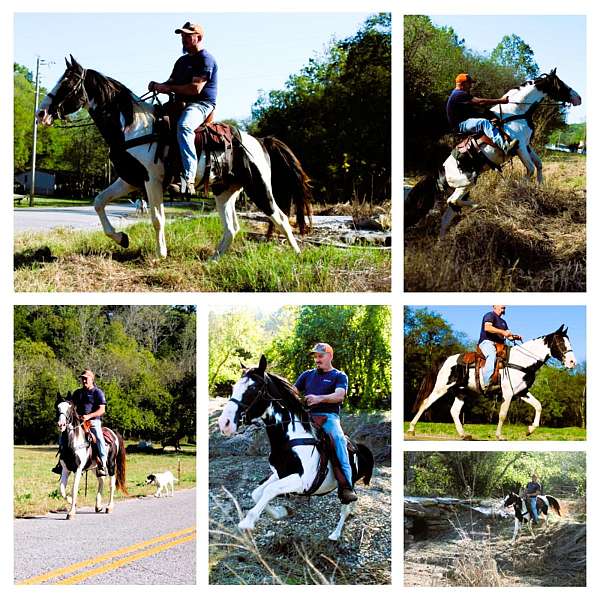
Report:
310,343,333,356
456,73,476,84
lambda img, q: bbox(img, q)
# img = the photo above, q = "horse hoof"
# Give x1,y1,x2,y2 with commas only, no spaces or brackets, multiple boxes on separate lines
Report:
461,434,473,441
106,507,113,514
118,233,129,249
238,518,254,531
407,430,415,437
66,513,74,520
496,436,507,441
95,507,102,513
328,533,340,542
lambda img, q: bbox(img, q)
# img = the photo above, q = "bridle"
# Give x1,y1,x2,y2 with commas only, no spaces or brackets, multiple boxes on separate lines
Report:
47,68,89,120
229,375,272,427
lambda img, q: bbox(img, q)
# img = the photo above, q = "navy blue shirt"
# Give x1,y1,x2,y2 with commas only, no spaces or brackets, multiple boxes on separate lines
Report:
446,89,476,129
479,311,508,344
526,481,542,495
295,368,348,415
73,386,106,417
170,49,218,105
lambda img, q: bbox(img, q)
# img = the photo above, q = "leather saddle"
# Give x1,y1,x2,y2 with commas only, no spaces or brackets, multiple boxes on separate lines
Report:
457,343,508,393
82,421,115,458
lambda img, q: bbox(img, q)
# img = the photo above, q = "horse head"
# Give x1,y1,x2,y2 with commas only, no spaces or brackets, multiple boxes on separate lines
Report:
543,324,577,368
534,69,581,106
218,355,272,436
503,491,520,508
56,391,77,432
37,55,88,126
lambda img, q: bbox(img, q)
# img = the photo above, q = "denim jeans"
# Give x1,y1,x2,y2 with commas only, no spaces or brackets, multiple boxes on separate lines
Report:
89,419,107,464
177,101,215,182
312,413,353,487
528,496,539,523
458,118,507,151
478,339,497,386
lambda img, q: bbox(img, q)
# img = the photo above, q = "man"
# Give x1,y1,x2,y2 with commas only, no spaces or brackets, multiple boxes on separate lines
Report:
148,22,218,194
478,306,522,392
447,73,518,154
525,473,542,524
294,343,357,504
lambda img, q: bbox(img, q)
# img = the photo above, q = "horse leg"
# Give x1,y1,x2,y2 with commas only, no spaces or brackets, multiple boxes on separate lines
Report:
528,146,544,184
407,384,453,435
328,503,352,541
106,474,116,513
59,466,71,504
251,472,288,520
93,178,137,248
516,146,537,179
95,474,105,513
266,204,300,253
450,396,472,440
144,180,168,258
495,395,513,440
439,188,470,239
522,392,542,436
238,474,303,531
67,468,84,519
212,187,242,258
512,518,520,542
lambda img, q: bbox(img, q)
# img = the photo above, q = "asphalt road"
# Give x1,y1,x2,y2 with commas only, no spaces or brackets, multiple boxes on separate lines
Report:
15,488,196,585
14,205,141,233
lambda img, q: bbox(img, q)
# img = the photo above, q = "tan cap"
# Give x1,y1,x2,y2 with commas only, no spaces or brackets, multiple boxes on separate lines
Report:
175,22,204,36
310,343,333,356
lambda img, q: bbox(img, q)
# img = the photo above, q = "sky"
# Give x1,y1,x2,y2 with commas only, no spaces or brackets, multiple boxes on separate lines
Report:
430,15,586,124
409,305,586,362
13,12,370,122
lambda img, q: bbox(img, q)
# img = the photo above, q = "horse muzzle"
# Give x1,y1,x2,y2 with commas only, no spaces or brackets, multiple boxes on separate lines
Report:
564,354,577,369
569,91,582,106
37,109,54,126
57,415,67,431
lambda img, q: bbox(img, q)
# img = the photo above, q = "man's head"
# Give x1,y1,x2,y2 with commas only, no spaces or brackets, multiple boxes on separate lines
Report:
531,472,539,482
492,305,506,317
80,369,95,391
175,22,204,54
455,73,475,91
310,343,334,372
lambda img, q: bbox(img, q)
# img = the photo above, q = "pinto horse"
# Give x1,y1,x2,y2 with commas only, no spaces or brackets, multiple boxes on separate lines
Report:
218,355,374,541
408,325,577,440
37,56,312,259
503,491,561,541
56,392,127,519
405,70,582,236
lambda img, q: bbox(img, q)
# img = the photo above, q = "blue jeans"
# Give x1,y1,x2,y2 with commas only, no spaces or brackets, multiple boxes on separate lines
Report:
312,413,353,487
177,101,215,182
90,419,107,464
479,340,496,386
458,118,507,151
528,496,539,523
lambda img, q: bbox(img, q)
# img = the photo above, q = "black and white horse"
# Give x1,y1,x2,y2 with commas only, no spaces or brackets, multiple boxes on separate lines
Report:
56,392,127,519
37,56,312,259
503,491,561,541
405,70,582,236
217,355,374,541
408,325,576,440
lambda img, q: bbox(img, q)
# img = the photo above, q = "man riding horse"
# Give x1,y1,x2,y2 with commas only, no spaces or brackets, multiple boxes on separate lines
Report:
53,369,108,476
479,305,522,394
294,343,357,504
148,21,218,195
447,73,519,155
525,472,542,524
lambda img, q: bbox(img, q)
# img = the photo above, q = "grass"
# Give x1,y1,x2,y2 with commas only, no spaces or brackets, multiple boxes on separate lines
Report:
403,421,586,441
14,443,196,517
14,215,390,292
405,155,585,292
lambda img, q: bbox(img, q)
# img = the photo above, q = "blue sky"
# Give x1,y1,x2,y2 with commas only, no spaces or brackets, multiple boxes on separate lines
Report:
431,15,586,124
409,305,586,362
14,12,371,121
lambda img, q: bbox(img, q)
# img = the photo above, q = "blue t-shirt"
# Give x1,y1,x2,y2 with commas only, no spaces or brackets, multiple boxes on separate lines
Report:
295,368,348,415
526,481,542,495
73,386,106,416
170,49,218,105
478,311,508,344
446,89,475,129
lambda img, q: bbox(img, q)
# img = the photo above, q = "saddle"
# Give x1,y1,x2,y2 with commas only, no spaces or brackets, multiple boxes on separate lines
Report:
457,343,508,393
452,134,503,174
82,421,115,459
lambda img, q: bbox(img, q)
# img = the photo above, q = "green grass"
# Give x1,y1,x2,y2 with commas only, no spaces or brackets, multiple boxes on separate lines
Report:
403,421,586,441
14,215,390,292
14,444,196,517
15,197,92,208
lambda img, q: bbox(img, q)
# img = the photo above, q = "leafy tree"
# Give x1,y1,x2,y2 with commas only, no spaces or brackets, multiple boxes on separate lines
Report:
491,34,539,80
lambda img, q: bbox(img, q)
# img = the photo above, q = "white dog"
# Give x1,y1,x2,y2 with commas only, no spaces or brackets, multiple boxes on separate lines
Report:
146,471,177,497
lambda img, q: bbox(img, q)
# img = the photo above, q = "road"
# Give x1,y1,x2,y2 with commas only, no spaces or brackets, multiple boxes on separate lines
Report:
15,488,196,585
14,205,141,233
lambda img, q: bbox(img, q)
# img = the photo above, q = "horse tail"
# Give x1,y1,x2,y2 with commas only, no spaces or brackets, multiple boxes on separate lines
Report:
412,362,442,414
546,494,561,516
260,136,313,235
356,444,374,486
116,433,128,495
404,170,445,228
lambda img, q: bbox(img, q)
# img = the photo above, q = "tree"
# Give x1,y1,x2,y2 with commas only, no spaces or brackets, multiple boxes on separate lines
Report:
491,34,539,80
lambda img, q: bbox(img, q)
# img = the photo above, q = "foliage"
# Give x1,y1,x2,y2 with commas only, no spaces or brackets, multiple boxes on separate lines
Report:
209,305,391,410
14,306,196,443
490,34,539,80
250,13,390,203
404,451,586,498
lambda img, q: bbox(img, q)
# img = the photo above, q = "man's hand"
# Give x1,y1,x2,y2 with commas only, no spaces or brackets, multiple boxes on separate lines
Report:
148,81,170,94
82,414,91,422
305,394,321,406
501,96,510,104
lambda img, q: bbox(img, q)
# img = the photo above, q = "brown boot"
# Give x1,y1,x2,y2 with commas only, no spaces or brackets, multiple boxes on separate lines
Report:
339,487,358,504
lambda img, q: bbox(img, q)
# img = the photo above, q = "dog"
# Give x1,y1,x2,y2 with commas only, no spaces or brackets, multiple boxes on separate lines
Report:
146,471,177,497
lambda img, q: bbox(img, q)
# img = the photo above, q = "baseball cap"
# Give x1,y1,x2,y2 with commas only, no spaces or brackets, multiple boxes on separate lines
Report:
456,73,476,84
310,343,333,355
175,22,204,36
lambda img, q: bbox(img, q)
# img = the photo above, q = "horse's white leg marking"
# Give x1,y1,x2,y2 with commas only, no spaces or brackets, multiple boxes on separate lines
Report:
59,466,70,502
523,392,542,436
106,474,116,513
516,146,537,179
495,395,513,440
238,474,303,530
251,472,288,520
68,468,84,519
266,204,301,253
212,187,242,258
449,398,467,439
512,518,520,542
446,186,475,208
528,146,544,184
329,503,352,541
408,385,453,434
527,519,535,539
95,474,104,512
94,178,136,246
145,180,167,258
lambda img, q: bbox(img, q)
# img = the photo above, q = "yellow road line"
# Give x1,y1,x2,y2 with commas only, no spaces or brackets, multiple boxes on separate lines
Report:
57,533,196,585
17,527,196,585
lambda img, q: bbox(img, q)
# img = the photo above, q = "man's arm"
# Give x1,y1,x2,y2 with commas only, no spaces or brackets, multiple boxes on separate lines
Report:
471,96,509,107
484,321,520,340
305,387,346,407
149,76,207,96
82,404,106,421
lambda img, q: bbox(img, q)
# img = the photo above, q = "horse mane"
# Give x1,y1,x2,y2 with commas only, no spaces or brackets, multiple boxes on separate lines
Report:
86,69,138,127
265,371,312,428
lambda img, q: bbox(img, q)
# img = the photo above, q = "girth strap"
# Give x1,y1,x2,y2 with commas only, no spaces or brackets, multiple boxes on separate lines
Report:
506,360,545,374
123,133,159,150
287,438,318,448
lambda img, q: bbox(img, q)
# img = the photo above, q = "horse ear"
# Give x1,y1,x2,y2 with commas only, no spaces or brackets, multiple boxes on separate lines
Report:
557,324,565,333
65,56,72,69
550,67,557,75
66,391,72,401
55,392,62,406
240,361,246,370
69,54,82,70
258,355,267,374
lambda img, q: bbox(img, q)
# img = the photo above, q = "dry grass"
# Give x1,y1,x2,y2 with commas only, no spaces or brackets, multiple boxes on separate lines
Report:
405,157,586,292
